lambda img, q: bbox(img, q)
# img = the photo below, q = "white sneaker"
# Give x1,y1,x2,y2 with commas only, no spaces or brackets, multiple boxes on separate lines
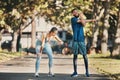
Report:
35,73,39,77
48,72,55,77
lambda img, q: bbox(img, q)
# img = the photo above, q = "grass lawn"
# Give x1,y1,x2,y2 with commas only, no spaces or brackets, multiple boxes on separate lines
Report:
88,53,120,80
0,50,25,63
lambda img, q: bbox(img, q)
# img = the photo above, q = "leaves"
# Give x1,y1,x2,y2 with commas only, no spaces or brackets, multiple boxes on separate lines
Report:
0,0,119,35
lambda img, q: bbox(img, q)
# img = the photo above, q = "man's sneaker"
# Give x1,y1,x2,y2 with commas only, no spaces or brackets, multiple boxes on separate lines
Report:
71,72,78,77
85,72,90,77
35,73,39,77
48,72,55,77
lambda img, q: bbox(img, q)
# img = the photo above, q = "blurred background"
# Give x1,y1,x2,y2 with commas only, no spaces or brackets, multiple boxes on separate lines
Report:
0,0,120,79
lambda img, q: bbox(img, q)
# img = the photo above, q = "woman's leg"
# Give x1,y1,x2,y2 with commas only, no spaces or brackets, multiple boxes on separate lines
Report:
35,54,41,74
35,45,41,76
44,45,53,74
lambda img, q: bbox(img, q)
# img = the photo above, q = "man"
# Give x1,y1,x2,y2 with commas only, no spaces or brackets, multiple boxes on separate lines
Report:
71,8,95,77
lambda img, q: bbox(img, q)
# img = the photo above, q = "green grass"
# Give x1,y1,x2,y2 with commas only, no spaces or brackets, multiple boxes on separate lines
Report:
88,53,120,80
0,50,24,63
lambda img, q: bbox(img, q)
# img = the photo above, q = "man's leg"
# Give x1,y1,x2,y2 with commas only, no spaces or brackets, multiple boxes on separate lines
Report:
83,55,89,77
73,55,78,73
78,42,89,77
71,54,78,77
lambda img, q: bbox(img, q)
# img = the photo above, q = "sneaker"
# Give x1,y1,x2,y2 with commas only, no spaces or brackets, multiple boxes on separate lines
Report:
48,72,55,77
71,72,78,77
85,72,90,77
35,73,39,77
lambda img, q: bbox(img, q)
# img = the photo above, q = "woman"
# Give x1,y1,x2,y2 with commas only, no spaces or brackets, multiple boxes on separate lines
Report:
35,27,63,77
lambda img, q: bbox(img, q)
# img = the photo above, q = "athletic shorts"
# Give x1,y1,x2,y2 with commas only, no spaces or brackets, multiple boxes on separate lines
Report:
72,41,87,55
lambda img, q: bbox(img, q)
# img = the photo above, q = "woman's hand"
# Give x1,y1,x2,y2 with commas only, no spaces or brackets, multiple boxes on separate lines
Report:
37,47,43,57
58,41,64,45
40,46,43,52
37,52,42,58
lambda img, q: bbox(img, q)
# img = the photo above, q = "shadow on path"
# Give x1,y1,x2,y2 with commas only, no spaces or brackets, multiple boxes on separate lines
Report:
0,72,111,80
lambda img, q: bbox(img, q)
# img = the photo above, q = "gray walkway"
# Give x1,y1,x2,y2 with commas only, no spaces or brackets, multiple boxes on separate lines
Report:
0,54,112,80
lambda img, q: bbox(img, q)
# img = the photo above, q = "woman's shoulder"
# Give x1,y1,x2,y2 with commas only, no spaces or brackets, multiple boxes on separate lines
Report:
42,32,48,37
36,32,47,40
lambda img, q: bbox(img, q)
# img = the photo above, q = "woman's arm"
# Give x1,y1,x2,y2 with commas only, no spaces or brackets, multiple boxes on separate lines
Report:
54,35,63,45
40,33,45,53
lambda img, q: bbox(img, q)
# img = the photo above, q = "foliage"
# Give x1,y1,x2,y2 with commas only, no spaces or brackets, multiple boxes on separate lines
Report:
0,0,41,32
108,1,119,38
0,0,93,35
0,0,119,33
0,0,120,54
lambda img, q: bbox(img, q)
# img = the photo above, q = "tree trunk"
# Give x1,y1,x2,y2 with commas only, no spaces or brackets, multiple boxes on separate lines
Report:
16,27,22,52
112,2,120,56
101,29,108,54
11,31,18,52
0,32,2,49
101,0,110,54
91,0,99,53
92,0,105,53
31,16,36,48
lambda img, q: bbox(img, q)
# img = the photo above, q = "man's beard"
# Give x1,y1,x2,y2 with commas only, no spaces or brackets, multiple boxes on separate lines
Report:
74,14,79,18
75,15,79,18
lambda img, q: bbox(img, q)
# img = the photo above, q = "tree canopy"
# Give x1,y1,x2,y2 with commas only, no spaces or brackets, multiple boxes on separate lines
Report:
0,0,120,55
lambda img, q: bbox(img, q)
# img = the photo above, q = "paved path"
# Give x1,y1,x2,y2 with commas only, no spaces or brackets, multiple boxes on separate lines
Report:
0,54,112,80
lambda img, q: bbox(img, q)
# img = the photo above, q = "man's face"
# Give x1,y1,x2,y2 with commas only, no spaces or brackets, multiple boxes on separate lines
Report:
72,10,79,17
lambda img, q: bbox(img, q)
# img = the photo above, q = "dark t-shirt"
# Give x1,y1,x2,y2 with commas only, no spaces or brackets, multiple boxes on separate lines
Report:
71,17,85,42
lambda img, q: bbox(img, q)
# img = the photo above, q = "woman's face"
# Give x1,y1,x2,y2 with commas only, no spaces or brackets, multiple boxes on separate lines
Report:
51,30,58,36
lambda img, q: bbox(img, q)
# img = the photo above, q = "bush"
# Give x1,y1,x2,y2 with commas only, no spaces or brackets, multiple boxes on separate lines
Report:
1,40,12,51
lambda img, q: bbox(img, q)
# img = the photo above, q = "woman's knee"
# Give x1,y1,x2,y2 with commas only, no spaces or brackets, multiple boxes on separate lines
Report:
48,53,53,60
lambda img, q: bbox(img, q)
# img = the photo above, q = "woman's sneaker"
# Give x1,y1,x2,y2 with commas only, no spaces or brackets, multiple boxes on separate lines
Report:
48,72,55,77
71,72,78,77
35,73,39,77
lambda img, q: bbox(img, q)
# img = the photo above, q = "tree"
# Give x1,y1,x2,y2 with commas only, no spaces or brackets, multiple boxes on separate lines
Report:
1,0,119,54
31,9,36,48
101,0,110,54
0,0,42,52
112,2,120,56
92,0,104,53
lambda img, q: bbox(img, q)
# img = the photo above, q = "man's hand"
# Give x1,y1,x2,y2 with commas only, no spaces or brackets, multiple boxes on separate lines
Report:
92,19,96,22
